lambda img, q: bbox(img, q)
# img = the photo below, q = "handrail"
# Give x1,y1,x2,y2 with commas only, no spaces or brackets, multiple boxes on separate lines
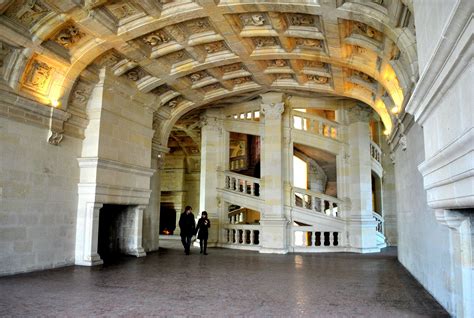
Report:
290,226,343,247
292,187,342,218
291,110,341,140
370,141,382,163
223,171,261,197
223,223,261,246
372,211,384,234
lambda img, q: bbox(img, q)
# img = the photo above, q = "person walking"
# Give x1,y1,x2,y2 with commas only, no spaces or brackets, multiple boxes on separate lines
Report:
179,206,195,255
195,211,211,255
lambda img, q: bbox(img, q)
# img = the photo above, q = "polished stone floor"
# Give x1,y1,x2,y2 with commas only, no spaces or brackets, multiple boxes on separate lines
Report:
0,247,448,317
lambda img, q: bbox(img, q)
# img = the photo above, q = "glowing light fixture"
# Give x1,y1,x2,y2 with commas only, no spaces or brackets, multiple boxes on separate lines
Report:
383,129,390,136
50,99,60,107
391,106,400,114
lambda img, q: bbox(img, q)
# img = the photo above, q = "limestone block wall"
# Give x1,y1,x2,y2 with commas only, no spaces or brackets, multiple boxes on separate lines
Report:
395,123,453,313
413,0,458,72
0,118,81,275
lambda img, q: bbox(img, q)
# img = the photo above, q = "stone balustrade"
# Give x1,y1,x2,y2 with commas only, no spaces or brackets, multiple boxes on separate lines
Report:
373,211,384,234
227,110,261,121
370,141,382,163
224,171,261,197
292,110,340,140
223,224,261,246
291,226,342,248
292,187,343,218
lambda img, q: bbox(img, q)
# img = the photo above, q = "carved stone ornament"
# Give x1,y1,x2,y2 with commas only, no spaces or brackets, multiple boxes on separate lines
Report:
202,83,221,93
353,22,380,40
142,30,171,47
24,59,52,92
275,74,292,80
48,130,64,146
71,85,91,105
189,71,206,82
254,37,276,48
5,0,48,27
399,133,407,151
353,70,375,83
261,102,284,120
222,63,241,73
126,68,146,81
305,60,326,69
232,77,251,85
204,42,225,54
199,114,221,131
296,38,322,48
184,19,211,34
109,3,137,19
96,51,121,68
389,152,396,164
54,25,85,48
268,59,286,67
0,42,12,68
166,50,186,63
289,14,315,27
308,75,329,84
241,14,266,26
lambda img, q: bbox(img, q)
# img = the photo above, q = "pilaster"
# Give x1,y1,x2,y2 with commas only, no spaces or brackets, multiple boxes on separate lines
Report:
76,202,103,266
346,104,378,252
259,92,288,253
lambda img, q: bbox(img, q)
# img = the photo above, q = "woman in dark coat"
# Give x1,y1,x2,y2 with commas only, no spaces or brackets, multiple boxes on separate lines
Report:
195,211,211,255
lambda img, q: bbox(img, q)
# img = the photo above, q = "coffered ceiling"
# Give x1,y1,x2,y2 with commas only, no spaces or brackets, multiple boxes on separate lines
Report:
0,0,417,141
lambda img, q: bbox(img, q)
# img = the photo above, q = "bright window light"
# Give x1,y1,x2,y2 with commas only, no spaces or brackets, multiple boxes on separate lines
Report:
293,155,307,189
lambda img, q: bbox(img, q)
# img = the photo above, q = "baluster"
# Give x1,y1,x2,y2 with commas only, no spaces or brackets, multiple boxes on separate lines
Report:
250,182,255,196
318,120,323,135
233,229,238,244
250,230,255,244
312,195,316,212
243,230,248,244
329,201,334,216
320,199,325,214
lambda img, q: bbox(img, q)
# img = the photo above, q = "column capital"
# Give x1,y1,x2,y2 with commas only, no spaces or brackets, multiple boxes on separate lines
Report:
260,102,284,120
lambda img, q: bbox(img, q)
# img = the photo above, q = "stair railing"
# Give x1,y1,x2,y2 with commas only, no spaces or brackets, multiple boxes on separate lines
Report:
292,110,340,141
292,187,343,218
224,171,261,198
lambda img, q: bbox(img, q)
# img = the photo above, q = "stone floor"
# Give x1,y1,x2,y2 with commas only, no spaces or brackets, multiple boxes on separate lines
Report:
0,247,448,317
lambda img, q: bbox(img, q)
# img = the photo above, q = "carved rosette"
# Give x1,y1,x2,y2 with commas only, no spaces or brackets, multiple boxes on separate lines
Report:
261,102,284,120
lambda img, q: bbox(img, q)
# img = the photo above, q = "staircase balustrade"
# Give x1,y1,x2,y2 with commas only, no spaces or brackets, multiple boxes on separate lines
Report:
224,171,261,197
227,110,260,121
370,141,382,163
292,187,342,218
373,211,384,234
292,110,340,140
291,226,342,248
223,224,261,246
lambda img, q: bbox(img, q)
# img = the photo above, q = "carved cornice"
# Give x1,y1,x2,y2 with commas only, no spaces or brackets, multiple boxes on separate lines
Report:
77,157,155,177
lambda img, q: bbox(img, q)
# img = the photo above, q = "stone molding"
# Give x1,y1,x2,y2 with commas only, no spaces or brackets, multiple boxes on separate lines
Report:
77,157,155,177
405,1,473,124
418,128,474,209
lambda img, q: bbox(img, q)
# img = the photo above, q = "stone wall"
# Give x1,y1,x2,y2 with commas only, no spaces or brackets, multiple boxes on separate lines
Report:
0,118,81,275
394,123,453,312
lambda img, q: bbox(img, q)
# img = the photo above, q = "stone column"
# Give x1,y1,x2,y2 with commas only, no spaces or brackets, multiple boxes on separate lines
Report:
199,109,224,246
80,202,104,266
346,105,378,252
143,147,166,251
259,92,288,254
121,205,147,257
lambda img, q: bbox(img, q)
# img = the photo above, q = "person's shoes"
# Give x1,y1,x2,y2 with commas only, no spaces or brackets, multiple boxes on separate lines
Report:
203,252,208,255
200,250,203,254
185,250,190,255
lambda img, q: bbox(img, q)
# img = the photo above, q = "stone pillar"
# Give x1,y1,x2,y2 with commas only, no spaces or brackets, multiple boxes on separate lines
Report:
346,105,378,252
121,205,147,257
259,92,288,254
199,109,224,246
143,148,166,252
79,203,104,266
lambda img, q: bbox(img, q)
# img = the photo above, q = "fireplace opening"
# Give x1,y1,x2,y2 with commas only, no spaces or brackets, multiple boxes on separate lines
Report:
98,204,128,262
159,203,177,235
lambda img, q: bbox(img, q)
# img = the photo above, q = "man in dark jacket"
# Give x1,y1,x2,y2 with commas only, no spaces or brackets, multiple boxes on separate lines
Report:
179,206,195,255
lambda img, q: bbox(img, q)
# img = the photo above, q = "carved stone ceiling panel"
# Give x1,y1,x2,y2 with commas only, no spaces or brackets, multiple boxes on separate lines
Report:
0,0,418,134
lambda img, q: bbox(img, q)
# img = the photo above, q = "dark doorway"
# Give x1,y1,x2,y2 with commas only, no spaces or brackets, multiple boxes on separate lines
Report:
159,203,177,235
98,204,126,263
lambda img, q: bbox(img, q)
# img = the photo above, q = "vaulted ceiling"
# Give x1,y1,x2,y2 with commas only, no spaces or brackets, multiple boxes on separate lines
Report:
0,0,417,147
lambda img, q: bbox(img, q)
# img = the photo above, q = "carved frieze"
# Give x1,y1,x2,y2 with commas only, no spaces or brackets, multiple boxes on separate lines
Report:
183,18,212,34
165,50,189,63
107,3,138,20
23,59,53,94
232,77,251,85
125,67,147,81
221,63,242,73
201,83,222,93
287,14,316,27
189,71,207,82
5,0,48,27
253,37,277,48
142,30,172,47
296,38,322,49
240,13,267,26
275,74,292,80
95,50,122,68
54,25,85,48
204,41,226,54
267,59,287,67
352,21,383,42
305,60,327,69
307,75,329,84
352,70,375,83
166,96,184,108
